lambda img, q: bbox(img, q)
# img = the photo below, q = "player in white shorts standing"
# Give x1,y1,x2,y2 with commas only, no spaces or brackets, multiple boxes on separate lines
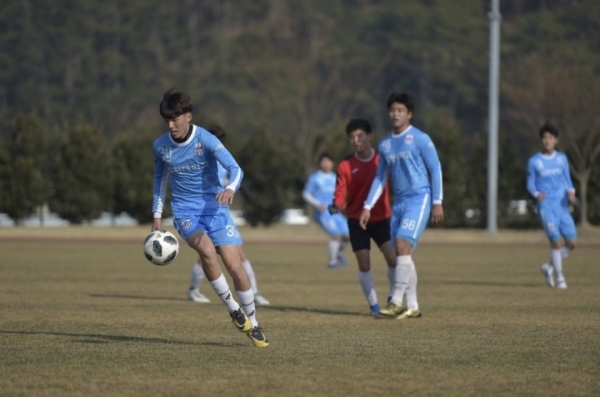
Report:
360,92,444,319
187,125,270,305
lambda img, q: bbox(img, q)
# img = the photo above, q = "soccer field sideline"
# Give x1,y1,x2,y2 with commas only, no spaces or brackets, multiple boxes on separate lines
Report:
0,224,599,246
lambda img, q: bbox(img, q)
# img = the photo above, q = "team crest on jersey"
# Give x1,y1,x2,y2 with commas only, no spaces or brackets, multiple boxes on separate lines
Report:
405,134,414,144
195,143,203,156
158,147,171,161
381,140,391,153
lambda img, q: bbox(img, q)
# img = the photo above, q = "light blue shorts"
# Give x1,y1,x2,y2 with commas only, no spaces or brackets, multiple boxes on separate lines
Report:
173,207,242,247
315,211,349,237
537,202,577,242
391,193,431,249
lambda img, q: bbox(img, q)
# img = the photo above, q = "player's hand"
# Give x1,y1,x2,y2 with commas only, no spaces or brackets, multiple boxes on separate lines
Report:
537,192,545,201
151,218,161,232
328,203,339,215
568,191,576,203
318,204,326,212
216,189,235,206
359,209,371,230
431,204,444,225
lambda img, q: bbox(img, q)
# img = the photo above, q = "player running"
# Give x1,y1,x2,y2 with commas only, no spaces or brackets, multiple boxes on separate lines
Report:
187,125,270,305
360,92,444,320
152,89,269,347
303,153,350,269
329,119,397,316
527,123,577,289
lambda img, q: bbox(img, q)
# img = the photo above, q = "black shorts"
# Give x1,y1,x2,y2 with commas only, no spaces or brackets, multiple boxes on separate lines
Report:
348,218,391,252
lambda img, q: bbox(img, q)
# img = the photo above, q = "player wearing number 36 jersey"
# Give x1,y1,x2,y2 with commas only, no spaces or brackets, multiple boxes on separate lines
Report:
360,92,444,320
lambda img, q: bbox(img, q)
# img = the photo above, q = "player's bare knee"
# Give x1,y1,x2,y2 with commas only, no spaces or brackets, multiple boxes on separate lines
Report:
395,239,412,256
566,241,576,250
550,241,561,249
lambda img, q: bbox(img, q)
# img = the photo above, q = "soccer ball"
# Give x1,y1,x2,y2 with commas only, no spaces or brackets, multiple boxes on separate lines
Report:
143,230,179,266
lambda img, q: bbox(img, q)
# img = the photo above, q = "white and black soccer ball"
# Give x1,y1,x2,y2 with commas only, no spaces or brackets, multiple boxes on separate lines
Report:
143,230,179,266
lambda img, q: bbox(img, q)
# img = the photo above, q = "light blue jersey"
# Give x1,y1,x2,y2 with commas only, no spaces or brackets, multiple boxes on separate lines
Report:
527,151,577,242
365,126,442,207
527,151,574,205
364,125,443,247
303,170,349,237
217,162,229,188
152,124,243,219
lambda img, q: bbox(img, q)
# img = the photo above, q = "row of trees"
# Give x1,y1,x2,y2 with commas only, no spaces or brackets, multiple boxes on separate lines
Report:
1,0,599,226
2,112,599,227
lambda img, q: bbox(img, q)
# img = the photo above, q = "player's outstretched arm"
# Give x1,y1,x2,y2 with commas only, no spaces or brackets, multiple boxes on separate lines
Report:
302,176,325,211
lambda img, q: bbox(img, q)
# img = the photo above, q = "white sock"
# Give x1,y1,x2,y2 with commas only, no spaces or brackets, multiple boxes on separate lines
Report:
550,249,564,281
387,267,395,302
391,256,412,306
242,259,258,294
560,246,571,260
328,240,341,265
209,274,240,313
358,271,378,306
406,263,419,311
189,262,205,291
237,289,258,327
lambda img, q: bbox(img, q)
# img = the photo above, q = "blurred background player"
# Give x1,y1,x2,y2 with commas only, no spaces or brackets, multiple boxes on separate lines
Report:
329,119,397,316
303,153,350,269
152,89,268,347
360,92,444,319
526,123,577,289
187,125,270,305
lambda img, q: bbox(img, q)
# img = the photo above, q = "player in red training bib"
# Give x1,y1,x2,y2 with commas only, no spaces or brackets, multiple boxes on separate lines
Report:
328,119,397,316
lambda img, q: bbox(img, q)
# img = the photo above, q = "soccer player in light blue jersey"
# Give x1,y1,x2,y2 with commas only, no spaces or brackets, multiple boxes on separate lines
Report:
187,125,270,306
360,92,444,319
527,123,577,289
151,90,268,347
303,153,350,269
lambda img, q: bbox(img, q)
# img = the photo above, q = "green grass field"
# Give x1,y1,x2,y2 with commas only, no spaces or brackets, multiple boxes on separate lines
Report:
1,230,599,396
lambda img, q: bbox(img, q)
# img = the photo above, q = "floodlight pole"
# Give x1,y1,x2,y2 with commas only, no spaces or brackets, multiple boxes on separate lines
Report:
487,0,501,235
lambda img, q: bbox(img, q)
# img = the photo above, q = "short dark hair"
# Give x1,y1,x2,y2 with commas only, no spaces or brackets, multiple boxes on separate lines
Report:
539,123,559,138
207,125,227,143
159,88,193,119
319,152,333,162
345,119,372,136
386,92,414,113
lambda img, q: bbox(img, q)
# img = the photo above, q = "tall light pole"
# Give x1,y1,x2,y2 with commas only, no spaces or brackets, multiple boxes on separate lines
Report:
487,0,501,235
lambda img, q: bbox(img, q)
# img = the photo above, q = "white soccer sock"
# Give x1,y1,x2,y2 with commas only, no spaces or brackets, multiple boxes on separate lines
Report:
209,274,240,313
550,249,564,280
328,240,341,265
358,271,378,307
406,263,419,311
189,262,205,291
387,267,395,301
391,256,413,306
560,246,571,260
242,259,258,294
237,289,258,327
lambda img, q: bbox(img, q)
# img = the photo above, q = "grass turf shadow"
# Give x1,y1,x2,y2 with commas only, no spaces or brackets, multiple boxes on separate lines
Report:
259,305,364,317
0,330,245,347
